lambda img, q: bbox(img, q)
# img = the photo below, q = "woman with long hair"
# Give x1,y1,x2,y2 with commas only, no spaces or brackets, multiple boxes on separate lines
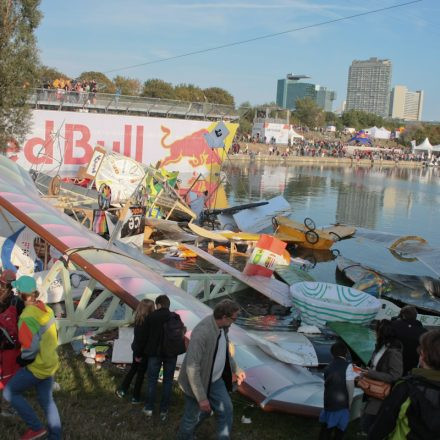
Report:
360,319,403,436
116,299,155,403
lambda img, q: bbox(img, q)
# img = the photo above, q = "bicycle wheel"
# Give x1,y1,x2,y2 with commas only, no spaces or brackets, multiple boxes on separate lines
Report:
304,217,316,231
305,230,319,244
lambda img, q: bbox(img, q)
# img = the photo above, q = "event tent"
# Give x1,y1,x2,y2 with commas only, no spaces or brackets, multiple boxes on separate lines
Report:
413,138,433,152
365,126,391,140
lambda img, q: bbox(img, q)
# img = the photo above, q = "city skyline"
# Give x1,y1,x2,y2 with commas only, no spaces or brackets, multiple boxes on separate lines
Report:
35,0,439,120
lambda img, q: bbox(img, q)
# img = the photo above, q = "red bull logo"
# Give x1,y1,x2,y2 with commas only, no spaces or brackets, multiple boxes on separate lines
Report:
160,126,222,168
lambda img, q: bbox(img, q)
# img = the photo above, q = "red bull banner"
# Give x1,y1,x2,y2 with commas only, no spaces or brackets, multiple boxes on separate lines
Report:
9,110,238,180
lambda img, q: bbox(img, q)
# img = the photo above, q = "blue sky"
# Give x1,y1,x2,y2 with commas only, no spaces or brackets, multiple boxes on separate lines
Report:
36,0,439,120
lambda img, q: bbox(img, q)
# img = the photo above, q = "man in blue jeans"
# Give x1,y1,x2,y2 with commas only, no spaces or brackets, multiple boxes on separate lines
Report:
4,275,61,440
177,299,245,440
143,294,178,421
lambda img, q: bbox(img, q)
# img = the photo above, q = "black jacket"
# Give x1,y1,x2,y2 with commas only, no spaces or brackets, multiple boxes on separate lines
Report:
143,308,172,357
368,368,440,439
391,318,427,375
323,357,350,411
131,318,149,359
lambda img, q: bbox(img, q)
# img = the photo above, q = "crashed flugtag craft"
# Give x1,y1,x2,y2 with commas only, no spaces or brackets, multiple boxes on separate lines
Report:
0,155,329,417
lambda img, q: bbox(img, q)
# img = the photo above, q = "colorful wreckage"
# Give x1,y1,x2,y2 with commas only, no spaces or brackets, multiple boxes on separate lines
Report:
0,156,334,417
273,216,355,250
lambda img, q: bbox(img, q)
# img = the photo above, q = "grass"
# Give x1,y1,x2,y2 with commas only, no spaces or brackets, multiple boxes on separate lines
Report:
1,347,362,439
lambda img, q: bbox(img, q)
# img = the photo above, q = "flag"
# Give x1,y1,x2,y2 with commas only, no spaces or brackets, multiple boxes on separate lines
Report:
203,121,230,148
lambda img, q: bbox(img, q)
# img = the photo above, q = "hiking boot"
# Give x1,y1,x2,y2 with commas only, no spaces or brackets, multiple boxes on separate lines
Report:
131,397,142,405
20,428,48,440
115,389,125,399
159,411,168,422
142,408,153,417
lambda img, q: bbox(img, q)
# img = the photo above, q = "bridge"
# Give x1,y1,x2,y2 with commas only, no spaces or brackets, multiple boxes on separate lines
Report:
27,88,239,121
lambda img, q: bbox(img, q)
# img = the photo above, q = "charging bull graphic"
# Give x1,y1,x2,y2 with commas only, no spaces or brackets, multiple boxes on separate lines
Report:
160,125,223,168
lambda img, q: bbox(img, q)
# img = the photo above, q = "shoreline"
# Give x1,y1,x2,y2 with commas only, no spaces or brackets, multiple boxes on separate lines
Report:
228,154,422,167
227,141,424,168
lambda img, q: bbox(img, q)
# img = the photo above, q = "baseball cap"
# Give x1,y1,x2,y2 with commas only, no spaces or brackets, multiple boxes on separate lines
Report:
12,275,37,294
0,269,17,285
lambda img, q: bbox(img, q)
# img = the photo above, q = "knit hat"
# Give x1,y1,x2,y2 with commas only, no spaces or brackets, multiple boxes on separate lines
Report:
12,275,37,294
0,269,17,285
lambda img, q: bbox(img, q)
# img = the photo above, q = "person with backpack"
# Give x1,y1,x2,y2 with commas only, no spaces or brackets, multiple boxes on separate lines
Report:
0,269,24,417
3,275,61,440
143,294,186,421
115,298,155,403
368,329,440,439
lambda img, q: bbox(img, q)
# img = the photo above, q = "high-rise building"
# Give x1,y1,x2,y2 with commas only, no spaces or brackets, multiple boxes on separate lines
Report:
276,74,336,112
346,58,392,117
389,85,423,121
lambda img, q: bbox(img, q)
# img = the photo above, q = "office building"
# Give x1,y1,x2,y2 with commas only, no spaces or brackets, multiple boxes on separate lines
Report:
389,86,424,121
276,74,336,112
346,58,392,117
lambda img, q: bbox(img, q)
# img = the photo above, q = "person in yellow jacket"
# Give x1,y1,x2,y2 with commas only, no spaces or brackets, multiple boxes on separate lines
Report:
4,276,61,440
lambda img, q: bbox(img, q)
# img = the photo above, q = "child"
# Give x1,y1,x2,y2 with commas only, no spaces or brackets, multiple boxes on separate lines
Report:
116,299,155,403
319,341,355,440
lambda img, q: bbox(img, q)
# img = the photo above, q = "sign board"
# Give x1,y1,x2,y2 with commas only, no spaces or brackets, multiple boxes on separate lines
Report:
9,110,238,181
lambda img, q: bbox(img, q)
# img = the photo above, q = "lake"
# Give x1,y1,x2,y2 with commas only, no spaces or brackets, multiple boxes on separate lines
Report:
223,162,440,284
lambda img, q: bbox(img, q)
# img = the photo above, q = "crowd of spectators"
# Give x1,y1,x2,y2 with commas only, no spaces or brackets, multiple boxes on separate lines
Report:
38,78,98,105
232,134,436,164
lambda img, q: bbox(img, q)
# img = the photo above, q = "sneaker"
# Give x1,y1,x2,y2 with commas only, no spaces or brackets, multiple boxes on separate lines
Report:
20,428,48,440
115,389,125,399
131,397,142,404
159,411,168,422
142,408,153,417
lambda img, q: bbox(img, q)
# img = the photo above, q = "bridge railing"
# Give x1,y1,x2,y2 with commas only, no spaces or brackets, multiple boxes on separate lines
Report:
27,88,239,121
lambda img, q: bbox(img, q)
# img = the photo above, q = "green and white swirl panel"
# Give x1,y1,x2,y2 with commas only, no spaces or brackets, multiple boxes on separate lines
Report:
290,282,381,327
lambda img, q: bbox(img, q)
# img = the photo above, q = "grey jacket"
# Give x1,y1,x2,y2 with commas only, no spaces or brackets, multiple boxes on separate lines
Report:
364,343,403,415
178,314,239,402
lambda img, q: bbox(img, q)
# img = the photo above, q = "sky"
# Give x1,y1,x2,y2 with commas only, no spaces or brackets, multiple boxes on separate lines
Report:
36,0,439,120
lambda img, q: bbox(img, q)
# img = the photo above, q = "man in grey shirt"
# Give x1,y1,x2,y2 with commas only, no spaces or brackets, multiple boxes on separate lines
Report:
177,299,245,440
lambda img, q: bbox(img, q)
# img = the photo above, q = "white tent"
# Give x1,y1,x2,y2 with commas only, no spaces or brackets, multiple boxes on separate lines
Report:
365,126,391,140
413,138,433,152
288,128,304,141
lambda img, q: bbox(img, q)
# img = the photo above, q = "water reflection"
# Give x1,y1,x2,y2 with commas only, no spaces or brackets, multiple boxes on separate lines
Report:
224,163,440,249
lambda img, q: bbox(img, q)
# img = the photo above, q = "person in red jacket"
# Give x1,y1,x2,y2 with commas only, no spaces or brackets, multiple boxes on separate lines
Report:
0,269,24,417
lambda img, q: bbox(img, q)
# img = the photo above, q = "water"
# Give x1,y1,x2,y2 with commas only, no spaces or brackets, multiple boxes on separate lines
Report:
158,163,440,333
223,162,440,284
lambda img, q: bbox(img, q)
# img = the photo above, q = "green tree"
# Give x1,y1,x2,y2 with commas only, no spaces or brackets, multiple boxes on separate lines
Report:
77,71,115,93
37,65,69,86
294,98,325,128
0,0,42,152
341,109,384,130
203,87,234,106
141,78,175,99
174,83,205,102
237,101,254,136
113,75,141,96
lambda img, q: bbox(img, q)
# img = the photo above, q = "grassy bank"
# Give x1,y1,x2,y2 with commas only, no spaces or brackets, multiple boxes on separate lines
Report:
1,347,362,439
